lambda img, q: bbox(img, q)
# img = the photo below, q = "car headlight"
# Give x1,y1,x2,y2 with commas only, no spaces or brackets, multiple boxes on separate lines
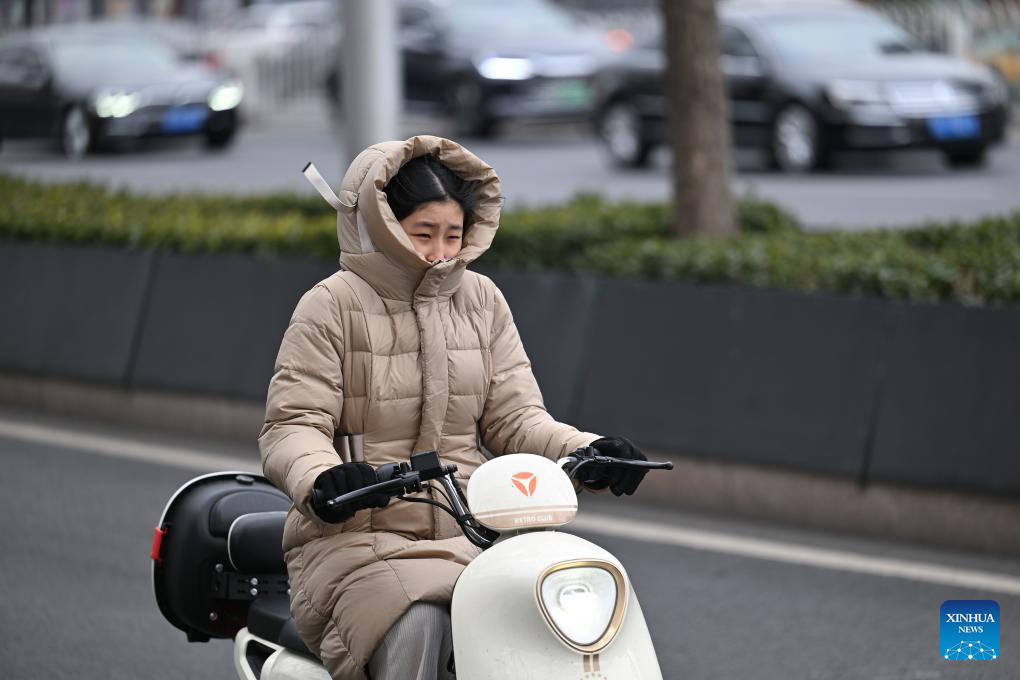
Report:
537,560,627,653
209,81,244,112
475,56,534,81
95,90,141,118
826,79,886,108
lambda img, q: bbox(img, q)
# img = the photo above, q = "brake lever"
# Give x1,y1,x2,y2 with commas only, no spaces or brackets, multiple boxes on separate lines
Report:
324,473,421,508
560,454,673,479
581,455,674,469
613,460,673,470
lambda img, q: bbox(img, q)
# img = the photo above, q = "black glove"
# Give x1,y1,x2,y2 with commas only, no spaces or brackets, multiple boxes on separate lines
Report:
577,437,648,496
310,463,390,523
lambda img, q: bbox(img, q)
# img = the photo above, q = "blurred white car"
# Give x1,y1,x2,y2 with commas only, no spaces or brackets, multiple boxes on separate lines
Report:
203,0,340,112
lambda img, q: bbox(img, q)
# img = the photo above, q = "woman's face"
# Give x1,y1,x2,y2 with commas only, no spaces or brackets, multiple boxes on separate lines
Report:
398,199,465,263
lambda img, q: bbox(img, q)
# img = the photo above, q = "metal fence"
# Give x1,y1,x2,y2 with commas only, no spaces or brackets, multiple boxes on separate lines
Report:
214,30,337,120
874,0,1020,54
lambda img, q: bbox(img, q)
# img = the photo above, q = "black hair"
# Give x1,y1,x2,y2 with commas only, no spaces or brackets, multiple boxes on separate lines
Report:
383,155,481,223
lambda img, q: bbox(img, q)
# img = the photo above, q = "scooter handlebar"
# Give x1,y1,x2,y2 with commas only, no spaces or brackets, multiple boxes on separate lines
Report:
324,474,420,508
323,455,672,509
559,454,674,471
323,462,459,508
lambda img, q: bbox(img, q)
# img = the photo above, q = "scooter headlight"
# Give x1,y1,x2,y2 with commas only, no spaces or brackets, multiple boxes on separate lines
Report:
537,560,627,653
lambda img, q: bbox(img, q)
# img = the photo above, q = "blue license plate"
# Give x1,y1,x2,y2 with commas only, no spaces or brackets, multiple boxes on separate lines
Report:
927,115,980,141
162,106,208,134
554,80,592,107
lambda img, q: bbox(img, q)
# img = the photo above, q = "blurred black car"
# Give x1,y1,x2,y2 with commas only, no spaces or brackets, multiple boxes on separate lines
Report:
0,24,244,159
592,0,1010,171
328,0,614,137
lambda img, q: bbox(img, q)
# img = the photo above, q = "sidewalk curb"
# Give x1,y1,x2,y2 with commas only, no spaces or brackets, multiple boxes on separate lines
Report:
636,455,1020,558
0,373,264,443
1,371,1017,558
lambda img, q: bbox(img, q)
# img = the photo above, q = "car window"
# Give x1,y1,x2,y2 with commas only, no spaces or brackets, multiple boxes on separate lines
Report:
756,12,921,62
442,0,576,39
722,26,759,58
20,47,46,72
0,47,36,68
0,46,48,86
400,6,433,29
0,47,22,85
0,46,22,69
49,39,181,81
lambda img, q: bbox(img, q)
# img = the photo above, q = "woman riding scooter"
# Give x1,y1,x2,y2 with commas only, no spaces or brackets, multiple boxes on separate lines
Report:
258,135,649,680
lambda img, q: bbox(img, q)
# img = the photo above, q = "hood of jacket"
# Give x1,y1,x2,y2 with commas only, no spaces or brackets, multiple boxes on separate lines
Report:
329,135,502,302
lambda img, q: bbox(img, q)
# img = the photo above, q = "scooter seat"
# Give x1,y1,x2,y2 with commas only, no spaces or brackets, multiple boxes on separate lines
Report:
228,511,288,574
248,596,316,659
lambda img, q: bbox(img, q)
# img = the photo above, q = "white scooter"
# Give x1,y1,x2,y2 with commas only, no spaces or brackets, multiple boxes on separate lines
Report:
151,448,672,679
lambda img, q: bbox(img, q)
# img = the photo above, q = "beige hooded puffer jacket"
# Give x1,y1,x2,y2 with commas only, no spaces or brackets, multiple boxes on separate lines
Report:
258,135,600,680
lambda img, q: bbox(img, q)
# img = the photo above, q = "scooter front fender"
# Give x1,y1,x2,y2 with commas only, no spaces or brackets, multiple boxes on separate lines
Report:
451,531,662,680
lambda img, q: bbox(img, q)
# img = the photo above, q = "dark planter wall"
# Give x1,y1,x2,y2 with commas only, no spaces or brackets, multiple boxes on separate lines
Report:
0,243,154,384
488,271,601,422
867,302,1020,496
131,252,336,400
2,242,1017,497
570,280,890,479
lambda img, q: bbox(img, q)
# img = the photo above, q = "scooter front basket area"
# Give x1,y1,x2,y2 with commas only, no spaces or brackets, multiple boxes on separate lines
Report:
151,472,290,642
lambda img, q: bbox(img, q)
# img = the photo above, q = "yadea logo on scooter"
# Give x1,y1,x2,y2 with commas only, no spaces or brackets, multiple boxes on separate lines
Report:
941,600,999,660
511,471,538,497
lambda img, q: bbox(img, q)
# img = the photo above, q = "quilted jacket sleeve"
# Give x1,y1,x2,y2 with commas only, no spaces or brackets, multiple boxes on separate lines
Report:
479,283,600,461
258,284,344,522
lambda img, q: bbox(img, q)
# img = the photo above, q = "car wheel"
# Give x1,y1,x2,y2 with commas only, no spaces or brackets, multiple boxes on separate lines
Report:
449,79,496,138
769,103,826,173
204,126,237,151
61,105,91,160
944,145,988,169
599,100,651,168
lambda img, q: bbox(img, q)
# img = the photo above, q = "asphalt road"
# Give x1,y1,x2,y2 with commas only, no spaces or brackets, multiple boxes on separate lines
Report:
2,407,1018,680
1,99,1018,230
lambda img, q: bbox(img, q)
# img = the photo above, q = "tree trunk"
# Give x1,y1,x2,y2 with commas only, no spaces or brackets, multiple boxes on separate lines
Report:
662,0,736,238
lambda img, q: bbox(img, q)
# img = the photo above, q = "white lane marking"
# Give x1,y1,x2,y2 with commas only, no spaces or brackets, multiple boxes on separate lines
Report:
2,416,1018,596
0,417,260,474
571,514,1020,596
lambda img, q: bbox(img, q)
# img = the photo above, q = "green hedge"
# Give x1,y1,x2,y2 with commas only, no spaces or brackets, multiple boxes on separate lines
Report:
2,172,1018,305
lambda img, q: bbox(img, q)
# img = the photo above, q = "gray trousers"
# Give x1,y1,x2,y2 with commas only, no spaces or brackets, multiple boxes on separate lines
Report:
367,603,455,680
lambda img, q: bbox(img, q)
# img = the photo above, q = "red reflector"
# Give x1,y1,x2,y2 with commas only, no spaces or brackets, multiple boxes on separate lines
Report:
150,526,167,564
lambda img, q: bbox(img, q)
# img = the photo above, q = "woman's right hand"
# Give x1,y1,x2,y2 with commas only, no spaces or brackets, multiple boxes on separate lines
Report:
311,463,391,523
